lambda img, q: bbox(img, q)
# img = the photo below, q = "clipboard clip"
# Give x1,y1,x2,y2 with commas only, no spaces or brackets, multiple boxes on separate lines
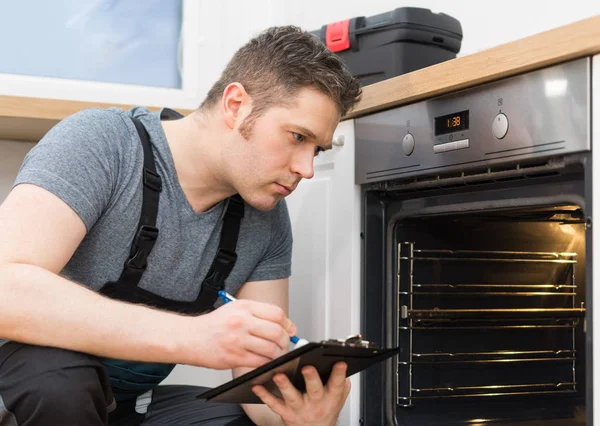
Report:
322,334,379,349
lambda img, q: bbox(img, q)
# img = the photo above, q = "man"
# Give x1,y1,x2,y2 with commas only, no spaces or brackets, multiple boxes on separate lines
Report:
0,25,361,426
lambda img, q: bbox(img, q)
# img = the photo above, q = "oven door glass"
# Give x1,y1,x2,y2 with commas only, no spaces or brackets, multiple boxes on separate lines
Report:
395,206,586,425
362,166,590,426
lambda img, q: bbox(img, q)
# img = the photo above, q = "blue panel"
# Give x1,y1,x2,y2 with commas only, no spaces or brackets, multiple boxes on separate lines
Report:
0,0,182,88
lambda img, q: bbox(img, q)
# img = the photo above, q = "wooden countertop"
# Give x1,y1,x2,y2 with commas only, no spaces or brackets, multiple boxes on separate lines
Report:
0,96,193,142
345,14,600,119
1,14,599,142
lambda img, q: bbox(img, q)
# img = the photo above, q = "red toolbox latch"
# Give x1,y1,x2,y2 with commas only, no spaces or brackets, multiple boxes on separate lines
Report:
325,19,351,53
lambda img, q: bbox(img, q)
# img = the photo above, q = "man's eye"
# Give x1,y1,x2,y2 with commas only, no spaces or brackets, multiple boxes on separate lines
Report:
314,146,325,157
292,133,305,142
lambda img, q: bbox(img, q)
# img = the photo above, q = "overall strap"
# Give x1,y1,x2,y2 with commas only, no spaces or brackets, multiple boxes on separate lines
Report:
119,117,162,285
114,115,245,314
194,194,245,312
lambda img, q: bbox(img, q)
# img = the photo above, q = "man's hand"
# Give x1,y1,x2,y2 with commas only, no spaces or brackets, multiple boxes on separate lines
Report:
184,299,296,370
252,361,351,426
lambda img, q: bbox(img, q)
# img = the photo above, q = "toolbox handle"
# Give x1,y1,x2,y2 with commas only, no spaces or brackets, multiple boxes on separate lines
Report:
325,17,365,53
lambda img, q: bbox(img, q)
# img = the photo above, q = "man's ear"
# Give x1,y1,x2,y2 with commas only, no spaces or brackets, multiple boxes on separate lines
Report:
221,82,251,130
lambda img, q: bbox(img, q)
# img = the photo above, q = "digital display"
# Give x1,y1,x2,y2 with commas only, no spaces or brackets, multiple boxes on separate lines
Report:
434,110,469,136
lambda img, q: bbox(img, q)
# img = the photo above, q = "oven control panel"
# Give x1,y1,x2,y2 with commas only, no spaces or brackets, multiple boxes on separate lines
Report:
354,57,591,185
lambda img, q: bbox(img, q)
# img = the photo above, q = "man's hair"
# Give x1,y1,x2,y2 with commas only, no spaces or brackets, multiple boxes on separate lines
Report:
199,25,361,136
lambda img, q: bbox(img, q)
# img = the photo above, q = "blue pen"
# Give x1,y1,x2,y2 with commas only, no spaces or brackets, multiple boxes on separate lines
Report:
218,290,307,346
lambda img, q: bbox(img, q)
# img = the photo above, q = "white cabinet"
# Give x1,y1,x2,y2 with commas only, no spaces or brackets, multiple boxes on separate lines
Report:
286,119,362,426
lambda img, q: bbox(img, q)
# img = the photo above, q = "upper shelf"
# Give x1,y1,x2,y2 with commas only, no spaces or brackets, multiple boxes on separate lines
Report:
345,14,600,118
1,14,599,142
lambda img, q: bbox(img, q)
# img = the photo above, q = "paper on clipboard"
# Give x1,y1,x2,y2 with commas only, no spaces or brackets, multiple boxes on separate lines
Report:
196,334,398,404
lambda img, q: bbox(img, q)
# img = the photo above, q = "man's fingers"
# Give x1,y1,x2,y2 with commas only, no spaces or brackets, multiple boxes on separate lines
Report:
285,318,297,336
249,320,289,352
246,300,287,324
273,373,303,409
244,335,286,360
302,366,325,401
343,378,352,399
252,385,287,417
326,362,348,391
244,300,296,335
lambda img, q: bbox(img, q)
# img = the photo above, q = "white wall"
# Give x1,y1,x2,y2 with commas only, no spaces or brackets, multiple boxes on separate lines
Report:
280,0,600,56
194,0,600,105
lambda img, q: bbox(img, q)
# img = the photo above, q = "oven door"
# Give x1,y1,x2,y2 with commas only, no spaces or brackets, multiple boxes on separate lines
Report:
361,156,592,426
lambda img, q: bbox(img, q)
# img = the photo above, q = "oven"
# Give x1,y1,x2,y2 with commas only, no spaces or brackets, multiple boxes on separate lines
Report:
354,57,594,425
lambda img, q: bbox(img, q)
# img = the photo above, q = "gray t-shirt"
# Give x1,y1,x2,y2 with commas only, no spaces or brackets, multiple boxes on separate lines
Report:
3,106,292,343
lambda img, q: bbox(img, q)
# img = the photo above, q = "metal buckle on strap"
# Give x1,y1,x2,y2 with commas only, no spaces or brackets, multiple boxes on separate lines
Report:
203,248,237,290
215,248,237,265
143,168,162,192
126,226,159,269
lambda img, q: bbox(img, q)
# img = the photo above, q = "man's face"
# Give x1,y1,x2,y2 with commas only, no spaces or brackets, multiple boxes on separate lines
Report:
227,88,340,211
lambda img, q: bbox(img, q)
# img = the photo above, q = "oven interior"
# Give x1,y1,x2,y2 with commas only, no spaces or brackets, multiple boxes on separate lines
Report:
391,205,587,425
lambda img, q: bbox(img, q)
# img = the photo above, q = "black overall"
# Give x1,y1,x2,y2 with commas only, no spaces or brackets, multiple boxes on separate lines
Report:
97,117,245,402
100,117,244,314
0,116,255,426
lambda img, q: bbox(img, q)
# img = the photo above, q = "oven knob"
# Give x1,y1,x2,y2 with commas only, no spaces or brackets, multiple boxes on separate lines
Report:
492,113,509,139
402,133,415,156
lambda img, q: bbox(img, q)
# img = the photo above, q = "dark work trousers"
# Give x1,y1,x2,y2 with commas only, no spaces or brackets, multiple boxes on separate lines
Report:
0,343,256,426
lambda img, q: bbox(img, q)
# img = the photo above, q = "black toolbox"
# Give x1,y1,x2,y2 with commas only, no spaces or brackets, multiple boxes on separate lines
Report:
311,7,463,86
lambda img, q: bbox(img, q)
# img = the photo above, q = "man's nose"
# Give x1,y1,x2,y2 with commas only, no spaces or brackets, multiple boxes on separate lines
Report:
291,150,315,180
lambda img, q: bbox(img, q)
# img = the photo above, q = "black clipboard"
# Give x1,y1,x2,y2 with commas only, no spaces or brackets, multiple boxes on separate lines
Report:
196,335,398,404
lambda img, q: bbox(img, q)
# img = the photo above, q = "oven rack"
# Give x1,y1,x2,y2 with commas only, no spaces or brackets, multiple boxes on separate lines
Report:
398,244,582,325
404,248,577,262
403,318,581,330
396,242,581,407
398,382,577,401
401,349,577,365
403,283,577,298
405,308,585,320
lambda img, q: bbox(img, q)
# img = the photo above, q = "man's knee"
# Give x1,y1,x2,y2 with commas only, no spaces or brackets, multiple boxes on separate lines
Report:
27,365,108,413
0,343,112,424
